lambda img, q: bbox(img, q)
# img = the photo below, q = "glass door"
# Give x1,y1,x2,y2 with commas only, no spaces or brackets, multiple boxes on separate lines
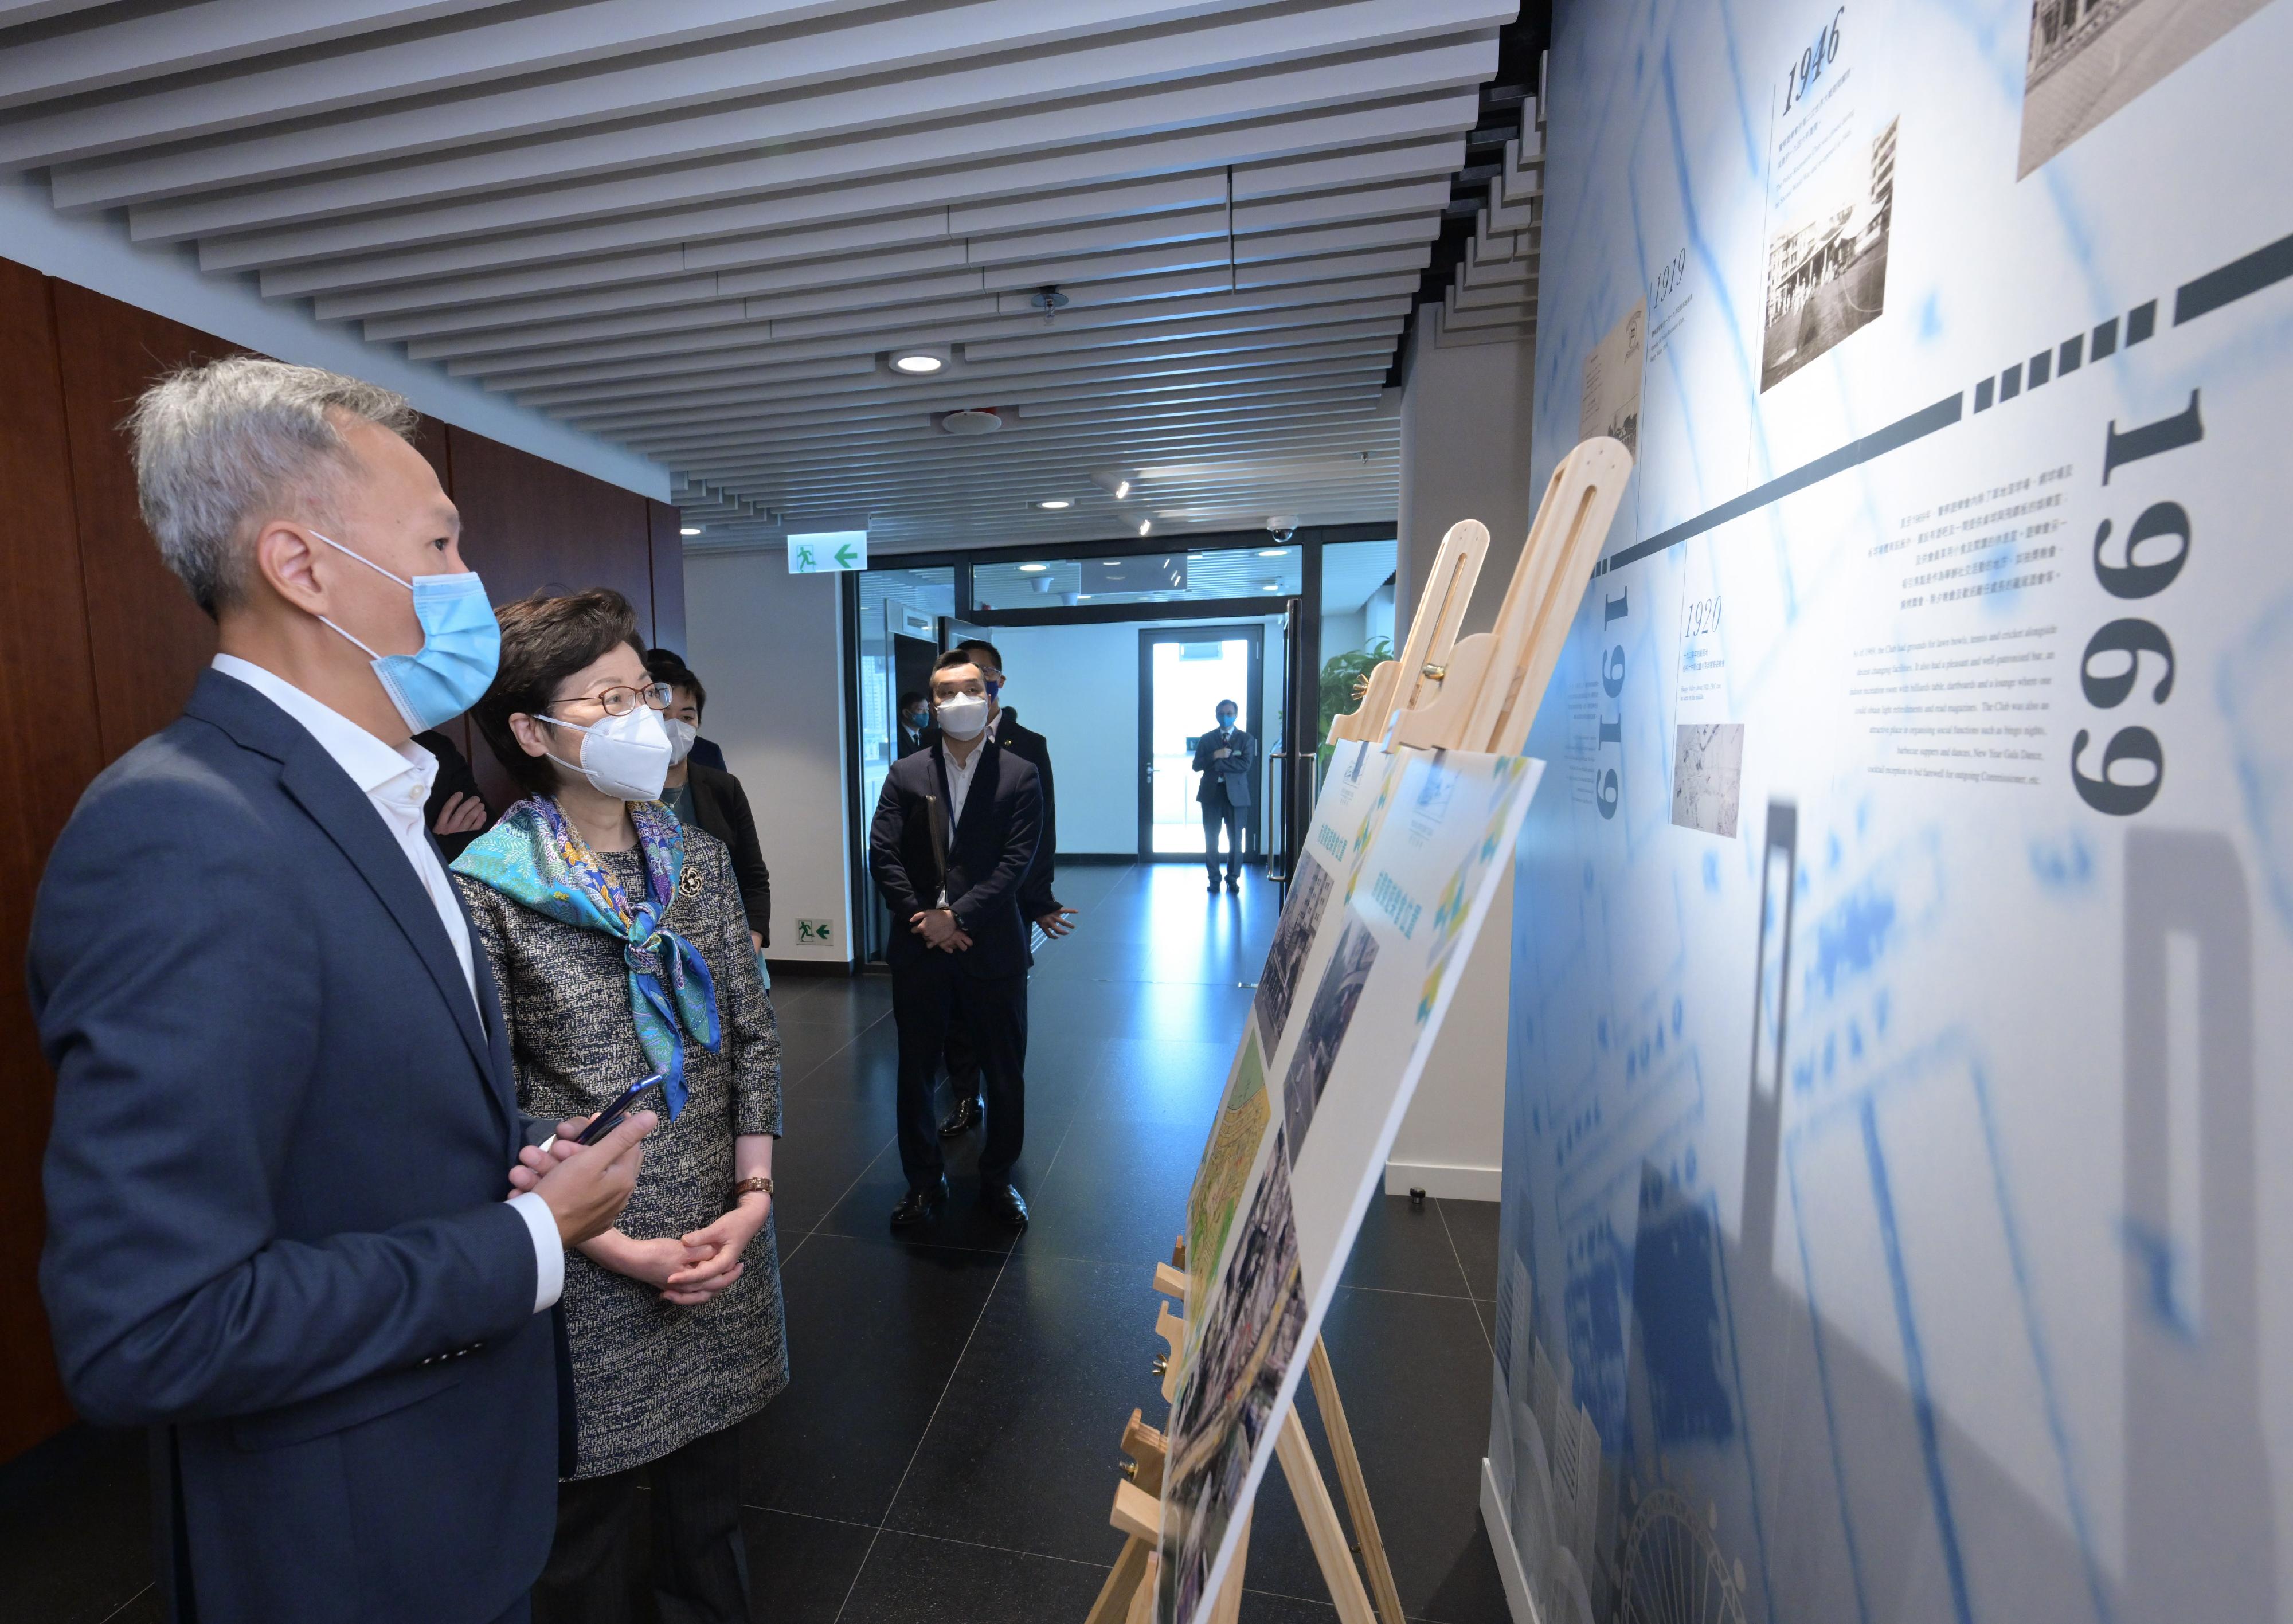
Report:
1137,626,1264,860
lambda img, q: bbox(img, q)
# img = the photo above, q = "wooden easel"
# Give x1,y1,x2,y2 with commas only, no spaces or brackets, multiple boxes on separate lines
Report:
1089,441,1634,1624
1085,1240,1402,1624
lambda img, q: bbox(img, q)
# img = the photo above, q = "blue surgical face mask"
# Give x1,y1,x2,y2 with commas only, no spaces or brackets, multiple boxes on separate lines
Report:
313,532,500,734
1217,712,1236,730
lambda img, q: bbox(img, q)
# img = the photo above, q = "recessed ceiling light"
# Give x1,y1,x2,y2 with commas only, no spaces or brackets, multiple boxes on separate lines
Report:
682,526,703,537
1257,546,1285,556
1138,520,1152,536
1028,498,1072,511
1018,562,1048,573
889,345,950,374
1077,593,1093,600
1261,583,1281,592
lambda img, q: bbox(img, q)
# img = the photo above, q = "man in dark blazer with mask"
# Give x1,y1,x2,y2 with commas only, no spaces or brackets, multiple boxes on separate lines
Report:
1192,698,1257,891
868,650,1043,1228
930,638,1072,1138
31,358,649,1624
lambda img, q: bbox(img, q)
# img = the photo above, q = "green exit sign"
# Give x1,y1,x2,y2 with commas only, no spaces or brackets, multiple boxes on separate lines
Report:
788,531,867,573
795,918,833,944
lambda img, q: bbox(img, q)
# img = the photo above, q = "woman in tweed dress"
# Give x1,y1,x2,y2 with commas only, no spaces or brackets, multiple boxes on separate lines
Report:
452,589,785,1624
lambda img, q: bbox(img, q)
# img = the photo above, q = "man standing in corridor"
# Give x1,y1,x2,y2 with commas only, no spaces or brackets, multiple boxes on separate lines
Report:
933,637,1072,1138
1193,698,1257,891
870,651,1043,1228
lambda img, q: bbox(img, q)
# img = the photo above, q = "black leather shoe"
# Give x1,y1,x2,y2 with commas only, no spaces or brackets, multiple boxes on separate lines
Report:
890,1178,948,1228
1225,875,1241,891
938,1095,981,1137
980,1183,1030,1227
1206,878,1220,893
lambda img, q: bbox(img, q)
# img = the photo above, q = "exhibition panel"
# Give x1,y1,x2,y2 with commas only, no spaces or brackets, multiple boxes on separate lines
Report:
1495,2,2291,1622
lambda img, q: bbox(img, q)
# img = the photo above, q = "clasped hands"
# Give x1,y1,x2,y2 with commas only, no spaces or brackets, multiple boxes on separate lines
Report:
909,907,971,952
508,1113,769,1306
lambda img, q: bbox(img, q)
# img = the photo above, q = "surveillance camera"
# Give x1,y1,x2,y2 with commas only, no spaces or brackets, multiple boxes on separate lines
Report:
1266,515,1299,543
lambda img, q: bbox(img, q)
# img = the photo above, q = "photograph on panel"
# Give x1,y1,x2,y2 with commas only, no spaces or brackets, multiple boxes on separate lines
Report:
2019,0,2272,175
1253,848,1333,1052
1673,723,1747,837
1760,117,1899,391
1281,913,1379,1162
1160,1128,1309,1624
1579,300,1645,457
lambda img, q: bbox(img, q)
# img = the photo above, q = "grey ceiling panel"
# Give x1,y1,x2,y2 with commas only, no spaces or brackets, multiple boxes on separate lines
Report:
0,0,1506,546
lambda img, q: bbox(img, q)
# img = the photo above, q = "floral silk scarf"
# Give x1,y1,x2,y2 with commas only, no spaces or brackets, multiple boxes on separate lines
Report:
453,796,720,1119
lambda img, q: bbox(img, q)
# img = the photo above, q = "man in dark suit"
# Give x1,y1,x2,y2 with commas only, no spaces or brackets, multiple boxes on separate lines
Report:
869,649,1043,1228
932,639,1072,1138
644,646,729,772
30,357,649,1624
895,690,930,757
1192,698,1257,891
414,725,492,862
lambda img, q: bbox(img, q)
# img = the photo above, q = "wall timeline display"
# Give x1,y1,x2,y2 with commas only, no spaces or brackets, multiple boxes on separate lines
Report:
1494,1,2292,1623
1165,745,1545,1623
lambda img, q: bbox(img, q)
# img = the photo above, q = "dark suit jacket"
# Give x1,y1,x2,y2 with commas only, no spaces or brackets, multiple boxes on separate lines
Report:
1193,726,1258,808
918,706,1058,918
412,726,492,864
680,761,773,946
688,735,729,773
868,741,1042,979
29,670,558,1624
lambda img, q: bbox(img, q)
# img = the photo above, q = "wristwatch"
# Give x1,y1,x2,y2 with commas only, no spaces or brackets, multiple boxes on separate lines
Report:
731,1175,775,1202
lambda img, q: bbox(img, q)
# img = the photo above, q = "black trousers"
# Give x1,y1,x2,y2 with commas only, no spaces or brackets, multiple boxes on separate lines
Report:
894,954,1027,1189
532,1425,748,1624
1202,797,1245,881
943,1003,981,1111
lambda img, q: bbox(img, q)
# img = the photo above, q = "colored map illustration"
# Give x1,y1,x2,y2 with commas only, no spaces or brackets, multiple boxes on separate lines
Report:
1187,1030,1270,1316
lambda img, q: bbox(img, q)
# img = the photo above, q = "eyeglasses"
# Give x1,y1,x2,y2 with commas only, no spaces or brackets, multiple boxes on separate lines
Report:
544,681,674,718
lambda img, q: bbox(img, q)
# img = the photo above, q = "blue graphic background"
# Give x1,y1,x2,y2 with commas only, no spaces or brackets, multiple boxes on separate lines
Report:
1490,1,2293,1621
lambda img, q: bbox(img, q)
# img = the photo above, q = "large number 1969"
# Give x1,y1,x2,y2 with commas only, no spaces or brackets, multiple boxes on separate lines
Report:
2071,392,2202,815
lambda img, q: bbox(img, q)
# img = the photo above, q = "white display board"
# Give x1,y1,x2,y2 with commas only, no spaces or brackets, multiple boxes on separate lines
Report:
1163,740,1544,1623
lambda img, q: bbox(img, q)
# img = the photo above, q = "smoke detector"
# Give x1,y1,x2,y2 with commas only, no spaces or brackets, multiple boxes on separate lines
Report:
936,407,1005,436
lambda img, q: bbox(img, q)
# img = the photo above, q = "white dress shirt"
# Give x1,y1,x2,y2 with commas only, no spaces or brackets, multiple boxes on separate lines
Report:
934,737,986,907
211,655,562,1313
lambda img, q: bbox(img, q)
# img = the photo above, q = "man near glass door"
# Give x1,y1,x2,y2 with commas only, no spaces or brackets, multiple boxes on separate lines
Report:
1193,699,1255,892
870,652,1043,1228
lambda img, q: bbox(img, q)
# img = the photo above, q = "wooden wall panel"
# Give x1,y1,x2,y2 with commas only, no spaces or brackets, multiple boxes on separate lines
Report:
445,426,654,611
50,281,243,765
648,499,687,653
0,264,107,1461
1,260,666,1464
445,425,656,809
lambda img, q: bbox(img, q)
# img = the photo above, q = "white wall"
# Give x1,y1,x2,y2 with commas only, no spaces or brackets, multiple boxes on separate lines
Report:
1,174,667,500
988,621,1139,855
1386,325,1536,1200
1394,324,1536,643
1384,854,1511,1200
684,554,851,964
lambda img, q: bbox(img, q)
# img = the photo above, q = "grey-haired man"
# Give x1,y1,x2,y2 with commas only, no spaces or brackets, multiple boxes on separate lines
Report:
30,357,648,1623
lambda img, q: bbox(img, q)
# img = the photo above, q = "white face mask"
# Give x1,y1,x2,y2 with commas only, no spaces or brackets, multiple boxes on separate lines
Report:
664,718,699,766
537,704,672,801
936,692,991,741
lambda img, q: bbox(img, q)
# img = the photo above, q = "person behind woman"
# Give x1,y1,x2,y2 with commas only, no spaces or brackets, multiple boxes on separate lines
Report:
451,589,786,1624
645,648,772,953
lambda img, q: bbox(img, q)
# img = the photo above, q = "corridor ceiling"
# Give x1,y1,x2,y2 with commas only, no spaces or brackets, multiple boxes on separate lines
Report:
1,0,1515,552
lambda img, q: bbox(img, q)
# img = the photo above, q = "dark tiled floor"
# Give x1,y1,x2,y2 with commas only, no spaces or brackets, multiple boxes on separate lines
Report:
0,862,1508,1623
